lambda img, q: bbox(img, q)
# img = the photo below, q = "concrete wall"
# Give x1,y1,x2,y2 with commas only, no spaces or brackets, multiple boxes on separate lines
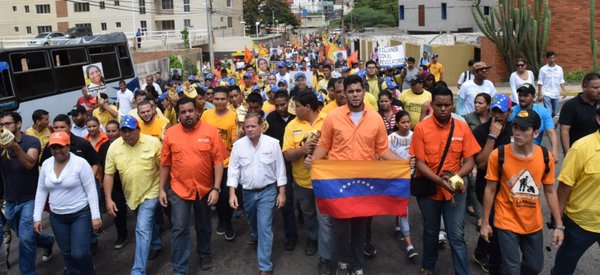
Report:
397,0,497,33
212,34,286,53
404,43,421,62
431,44,475,86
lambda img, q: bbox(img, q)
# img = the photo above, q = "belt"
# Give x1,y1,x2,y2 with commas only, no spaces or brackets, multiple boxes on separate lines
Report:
244,183,275,192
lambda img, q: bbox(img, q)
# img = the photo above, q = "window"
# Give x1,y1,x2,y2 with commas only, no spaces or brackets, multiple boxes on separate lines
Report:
184,19,191,28
101,23,107,31
227,0,231,7
12,6,16,12
441,3,447,20
161,20,175,30
24,5,30,13
114,1,120,6
35,4,51,14
10,51,55,99
183,0,190,12
228,17,232,28
140,20,147,32
484,6,490,16
74,2,90,12
100,1,105,9
26,26,32,34
52,48,88,91
418,5,425,26
139,0,146,14
89,45,121,80
399,5,404,20
116,22,122,28
14,27,19,33
117,44,135,77
37,26,52,33
162,0,173,10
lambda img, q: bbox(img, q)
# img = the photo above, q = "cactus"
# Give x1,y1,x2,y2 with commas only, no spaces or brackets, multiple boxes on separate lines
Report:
472,0,551,76
592,0,598,72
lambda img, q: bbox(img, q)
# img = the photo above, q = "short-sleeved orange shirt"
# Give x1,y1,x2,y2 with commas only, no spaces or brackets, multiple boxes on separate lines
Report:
161,122,225,200
410,116,481,201
317,105,388,160
486,145,555,234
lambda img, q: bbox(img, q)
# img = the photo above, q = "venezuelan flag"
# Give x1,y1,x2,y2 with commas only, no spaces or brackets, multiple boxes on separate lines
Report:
311,160,411,219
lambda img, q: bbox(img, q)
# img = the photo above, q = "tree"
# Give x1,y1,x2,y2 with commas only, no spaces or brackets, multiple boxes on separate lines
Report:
243,0,299,35
344,7,396,29
353,0,398,23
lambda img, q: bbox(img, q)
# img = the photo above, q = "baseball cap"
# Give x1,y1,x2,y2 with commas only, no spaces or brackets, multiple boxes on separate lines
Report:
489,94,511,113
517,83,536,95
68,105,87,116
277,79,287,86
278,61,286,68
341,66,350,72
158,92,169,101
48,131,70,146
120,115,139,130
472,61,493,71
513,108,541,130
294,72,306,81
205,73,214,80
243,72,253,79
385,78,398,90
410,76,424,86
315,93,324,103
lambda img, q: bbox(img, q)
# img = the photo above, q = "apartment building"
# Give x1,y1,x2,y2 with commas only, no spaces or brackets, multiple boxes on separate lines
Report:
0,0,244,37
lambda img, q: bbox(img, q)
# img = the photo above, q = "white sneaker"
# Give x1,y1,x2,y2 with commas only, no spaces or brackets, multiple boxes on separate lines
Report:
438,231,447,244
350,269,364,275
336,262,349,275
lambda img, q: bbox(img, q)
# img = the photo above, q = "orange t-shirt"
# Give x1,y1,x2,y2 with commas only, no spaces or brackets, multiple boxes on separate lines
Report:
317,105,388,160
410,116,481,201
161,122,226,200
486,145,555,234
84,132,110,153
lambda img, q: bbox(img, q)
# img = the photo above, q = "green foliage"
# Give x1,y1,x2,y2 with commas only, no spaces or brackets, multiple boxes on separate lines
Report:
564,70,588,84
183,57,198,76
243,0,299,34
180,28,190,50
169,55,183,69
353,0,398,22
344,7,396,29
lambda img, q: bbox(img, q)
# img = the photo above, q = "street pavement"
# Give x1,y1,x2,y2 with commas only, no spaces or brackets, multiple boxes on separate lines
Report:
7,96,600,275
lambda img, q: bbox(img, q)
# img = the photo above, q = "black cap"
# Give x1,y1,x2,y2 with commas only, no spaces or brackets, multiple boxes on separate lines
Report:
67,105,87,116
410,76,424,86
513,108,541,130
517,83,536,95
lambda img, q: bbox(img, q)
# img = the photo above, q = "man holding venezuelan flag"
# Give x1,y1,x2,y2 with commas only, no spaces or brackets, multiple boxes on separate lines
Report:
306,75,406,275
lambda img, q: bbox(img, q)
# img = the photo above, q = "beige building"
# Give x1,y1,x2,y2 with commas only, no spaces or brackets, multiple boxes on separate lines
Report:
0,0,244,37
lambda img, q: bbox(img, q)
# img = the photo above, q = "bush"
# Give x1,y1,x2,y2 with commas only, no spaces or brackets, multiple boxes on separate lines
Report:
343,7,397,29
564,70,588,84
169,55,183,69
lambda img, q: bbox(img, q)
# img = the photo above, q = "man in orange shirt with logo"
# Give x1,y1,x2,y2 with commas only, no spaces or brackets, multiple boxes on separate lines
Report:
159,97,226,273
410,86,481,275
480,108,563,275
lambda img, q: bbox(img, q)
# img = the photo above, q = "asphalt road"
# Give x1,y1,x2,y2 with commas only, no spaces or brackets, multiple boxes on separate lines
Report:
7,99,599,275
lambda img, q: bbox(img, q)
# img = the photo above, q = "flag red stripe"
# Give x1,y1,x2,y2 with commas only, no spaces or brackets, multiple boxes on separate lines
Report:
316,196,408,219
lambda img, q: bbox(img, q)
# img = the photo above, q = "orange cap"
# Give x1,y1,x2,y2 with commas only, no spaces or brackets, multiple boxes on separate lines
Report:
48,131,70,146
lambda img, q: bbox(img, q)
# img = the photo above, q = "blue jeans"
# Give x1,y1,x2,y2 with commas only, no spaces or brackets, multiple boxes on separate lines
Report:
49,206,94,275
543,96,559,117
132,198,162,275
316,204,334,260
551,215,600,275
244,185,277,272
5,200,55,275
417,192,468,275
168,189,212,275
496,228,543,275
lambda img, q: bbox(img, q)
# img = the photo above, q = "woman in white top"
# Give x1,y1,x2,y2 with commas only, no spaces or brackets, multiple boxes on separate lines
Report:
509,58,535,104
33,132,101,275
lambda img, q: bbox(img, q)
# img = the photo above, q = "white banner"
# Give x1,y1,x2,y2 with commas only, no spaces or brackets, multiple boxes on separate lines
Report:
378,45,405,68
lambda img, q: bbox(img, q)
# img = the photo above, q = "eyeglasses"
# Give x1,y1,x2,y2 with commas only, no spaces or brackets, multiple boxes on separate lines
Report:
0,121,15,127
516,64,525,67
205,92,214,95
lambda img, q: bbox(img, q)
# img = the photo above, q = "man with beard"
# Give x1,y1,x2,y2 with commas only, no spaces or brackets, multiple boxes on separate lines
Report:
159,97,226,273
137,100,170,140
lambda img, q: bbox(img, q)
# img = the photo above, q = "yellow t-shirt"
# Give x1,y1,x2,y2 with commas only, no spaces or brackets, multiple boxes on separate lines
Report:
282,114,326,189
104,134,161,209
200,109,238,167
138,116,170,141
163,106,178,125
399,89,432,129
25,127,51,155
92,105,118,128
366,77,381,99
317,78,330,92
558,131,600,233
427,62,444,81
262,101,275,114
364,91,378,111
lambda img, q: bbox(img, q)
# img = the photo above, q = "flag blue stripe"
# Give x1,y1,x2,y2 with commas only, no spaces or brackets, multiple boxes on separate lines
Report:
312,178,410,199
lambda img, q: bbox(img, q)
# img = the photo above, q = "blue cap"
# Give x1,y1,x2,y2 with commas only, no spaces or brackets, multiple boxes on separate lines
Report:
120,115,139,130
176,86,183,93
287,61,293,67
158,92,169,101
294,72,307,81
315,93,324,103
341,66,350,72
357,70,367,80
269,84,279,93
244,72,253,79
205,73,214,80
189,75,195,81
277,79,287,86
385,78,398,89
278,61,286,68
252,85,261,92
490,94,512,113
202,86,209,91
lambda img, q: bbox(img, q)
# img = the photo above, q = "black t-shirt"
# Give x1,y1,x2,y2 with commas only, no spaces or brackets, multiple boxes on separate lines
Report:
558,93,599,146
265,111,295,148
98,140,123,193
472,121,513,202
0,134,40,202
41,133,100,167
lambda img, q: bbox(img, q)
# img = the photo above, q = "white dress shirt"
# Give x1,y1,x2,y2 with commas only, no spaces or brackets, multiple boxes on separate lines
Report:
537,64,565,99
227,134,287,190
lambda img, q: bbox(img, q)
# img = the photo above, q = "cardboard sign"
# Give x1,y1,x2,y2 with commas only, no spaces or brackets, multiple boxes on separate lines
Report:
378,45,405,68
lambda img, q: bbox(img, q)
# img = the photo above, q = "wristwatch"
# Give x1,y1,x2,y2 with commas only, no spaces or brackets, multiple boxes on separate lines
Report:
211,187,221,193
487,134,497,141
554,225,565,231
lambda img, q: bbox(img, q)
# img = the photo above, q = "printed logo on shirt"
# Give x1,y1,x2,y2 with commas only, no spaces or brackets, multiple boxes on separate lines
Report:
451,137,464,141
508,169,539,208
293,130,303,135
198,138,211,143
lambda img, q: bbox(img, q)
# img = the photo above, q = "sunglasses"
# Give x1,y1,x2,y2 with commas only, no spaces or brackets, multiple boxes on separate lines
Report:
516,64,525,67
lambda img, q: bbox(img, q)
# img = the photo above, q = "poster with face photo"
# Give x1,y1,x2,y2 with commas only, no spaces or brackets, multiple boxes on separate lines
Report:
288,71,313,90
82,62,106,97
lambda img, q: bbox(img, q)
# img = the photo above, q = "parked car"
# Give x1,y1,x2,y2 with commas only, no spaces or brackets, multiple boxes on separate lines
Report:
27,32,65,46
64,26,93,38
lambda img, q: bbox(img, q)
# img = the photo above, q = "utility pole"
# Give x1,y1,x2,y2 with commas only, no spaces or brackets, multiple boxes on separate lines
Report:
205,0,215,71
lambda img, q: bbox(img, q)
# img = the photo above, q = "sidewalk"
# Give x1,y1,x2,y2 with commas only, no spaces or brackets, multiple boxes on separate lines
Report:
449,83,581,97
